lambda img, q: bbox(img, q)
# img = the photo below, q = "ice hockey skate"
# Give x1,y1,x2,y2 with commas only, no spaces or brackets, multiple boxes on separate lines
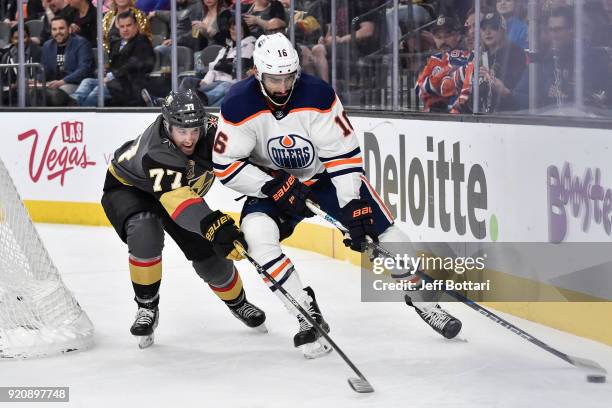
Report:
405,295,462,339
293,287,332,359
130,307,159,349
229,300,268,333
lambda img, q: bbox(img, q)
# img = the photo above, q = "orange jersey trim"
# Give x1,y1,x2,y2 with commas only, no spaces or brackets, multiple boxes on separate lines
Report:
323,157,363,169
214,161,243,178
221,99,337,126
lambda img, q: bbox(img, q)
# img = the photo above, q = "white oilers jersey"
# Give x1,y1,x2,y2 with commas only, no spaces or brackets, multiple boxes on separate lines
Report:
213,73,363,207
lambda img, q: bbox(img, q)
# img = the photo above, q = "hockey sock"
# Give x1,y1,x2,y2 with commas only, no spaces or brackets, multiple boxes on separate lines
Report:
208,267,246,308
125,212,164,309
129,254,162,308
261,255,309,315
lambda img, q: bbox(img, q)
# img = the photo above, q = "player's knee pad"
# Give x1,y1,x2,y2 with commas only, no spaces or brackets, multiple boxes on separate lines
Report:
125,211,164,259
192,256,233,285
241,212,282,264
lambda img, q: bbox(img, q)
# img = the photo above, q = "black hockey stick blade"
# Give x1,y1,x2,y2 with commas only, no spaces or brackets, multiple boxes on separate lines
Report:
568,356,608,374
348,378,374,393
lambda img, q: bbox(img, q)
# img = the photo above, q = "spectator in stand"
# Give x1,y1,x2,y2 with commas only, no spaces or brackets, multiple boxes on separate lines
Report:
514,6,611,114
0,0,16,27
583,0,612,48
41,16,93,105
242,0,287,39
27,0,47,21
179,10,255,106
436,0,473,24
136,0,169,14
430,15,463,52
102,0,150,52
463,8,482,51
415,49,473,113
149,0,203,54
309,0,386,83
67,0,98,46
278,0,322,46
72,10,154,106
496,0,528,49
454,11,527,113
191,0,229,48
38,0,77,45
0,25,42,105
414,11,476,112
92,0,112,12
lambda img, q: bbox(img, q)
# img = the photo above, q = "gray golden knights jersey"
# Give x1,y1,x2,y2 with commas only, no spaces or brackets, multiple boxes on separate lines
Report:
108,114,219,236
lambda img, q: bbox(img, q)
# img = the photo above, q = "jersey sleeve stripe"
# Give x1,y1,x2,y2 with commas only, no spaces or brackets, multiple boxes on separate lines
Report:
328,167,364,178
214,161,244,178
323,157,363,169
319,147,361,162
213,162,231,170
171,197,204,220
360,175,394,223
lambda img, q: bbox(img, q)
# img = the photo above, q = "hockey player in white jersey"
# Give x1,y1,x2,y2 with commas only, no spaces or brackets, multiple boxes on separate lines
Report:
213,33,462,358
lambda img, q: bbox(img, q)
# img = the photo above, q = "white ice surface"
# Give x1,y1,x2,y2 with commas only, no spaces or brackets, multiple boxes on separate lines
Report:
2,224,612,408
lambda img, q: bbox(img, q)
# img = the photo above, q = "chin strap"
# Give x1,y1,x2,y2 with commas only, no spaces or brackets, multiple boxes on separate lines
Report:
258,80,296,109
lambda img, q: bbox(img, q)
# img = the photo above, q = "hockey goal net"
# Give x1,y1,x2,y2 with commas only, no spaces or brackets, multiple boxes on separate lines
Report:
0,158,94,358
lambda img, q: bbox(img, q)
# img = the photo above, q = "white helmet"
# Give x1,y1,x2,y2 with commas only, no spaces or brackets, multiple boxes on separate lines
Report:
253,33,300,81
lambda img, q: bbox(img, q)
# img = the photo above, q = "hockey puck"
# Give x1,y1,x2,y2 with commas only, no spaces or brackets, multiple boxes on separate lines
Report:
586,375,606,383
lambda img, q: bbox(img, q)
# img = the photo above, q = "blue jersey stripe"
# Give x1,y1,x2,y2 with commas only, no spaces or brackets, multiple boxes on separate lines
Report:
319,147,361,162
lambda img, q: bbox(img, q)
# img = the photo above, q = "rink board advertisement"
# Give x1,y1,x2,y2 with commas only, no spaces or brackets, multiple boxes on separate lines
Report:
2,112,611,244
1,112,611,344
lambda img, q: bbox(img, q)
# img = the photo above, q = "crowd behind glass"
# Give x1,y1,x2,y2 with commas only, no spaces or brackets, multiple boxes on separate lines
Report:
1,0,610,118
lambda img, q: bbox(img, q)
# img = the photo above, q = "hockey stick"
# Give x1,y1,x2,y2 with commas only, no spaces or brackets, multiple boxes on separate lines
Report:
233,241,375,393
305,200,608,375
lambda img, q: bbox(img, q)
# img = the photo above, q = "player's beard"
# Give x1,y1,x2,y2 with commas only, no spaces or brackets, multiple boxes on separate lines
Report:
270,91,291,105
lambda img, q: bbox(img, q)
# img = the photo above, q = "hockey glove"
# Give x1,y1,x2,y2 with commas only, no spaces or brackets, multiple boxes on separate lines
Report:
341,199,378,252
260,171,314,218
200,211,247,261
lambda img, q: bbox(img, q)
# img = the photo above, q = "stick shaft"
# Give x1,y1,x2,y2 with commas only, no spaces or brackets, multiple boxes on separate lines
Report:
305,201,606,374
234,241,373,382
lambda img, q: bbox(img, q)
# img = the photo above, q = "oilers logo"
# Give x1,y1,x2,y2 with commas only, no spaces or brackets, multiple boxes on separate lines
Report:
267,134,314,169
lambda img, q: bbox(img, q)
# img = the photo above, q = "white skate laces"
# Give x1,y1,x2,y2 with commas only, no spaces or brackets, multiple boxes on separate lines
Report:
234,302,260,319
134,308,156,325
421,307,451,330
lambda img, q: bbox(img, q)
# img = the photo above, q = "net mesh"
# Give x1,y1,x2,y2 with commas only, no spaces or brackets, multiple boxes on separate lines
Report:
0,159,93,358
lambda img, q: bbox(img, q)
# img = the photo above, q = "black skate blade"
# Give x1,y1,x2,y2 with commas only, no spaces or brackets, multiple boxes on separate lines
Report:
348,378,374,393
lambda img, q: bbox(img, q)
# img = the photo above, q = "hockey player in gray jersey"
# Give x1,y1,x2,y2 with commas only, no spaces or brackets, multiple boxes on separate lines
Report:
101,89,266,348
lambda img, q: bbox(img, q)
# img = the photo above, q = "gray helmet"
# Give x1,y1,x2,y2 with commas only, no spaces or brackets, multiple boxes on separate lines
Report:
161,89,207,128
